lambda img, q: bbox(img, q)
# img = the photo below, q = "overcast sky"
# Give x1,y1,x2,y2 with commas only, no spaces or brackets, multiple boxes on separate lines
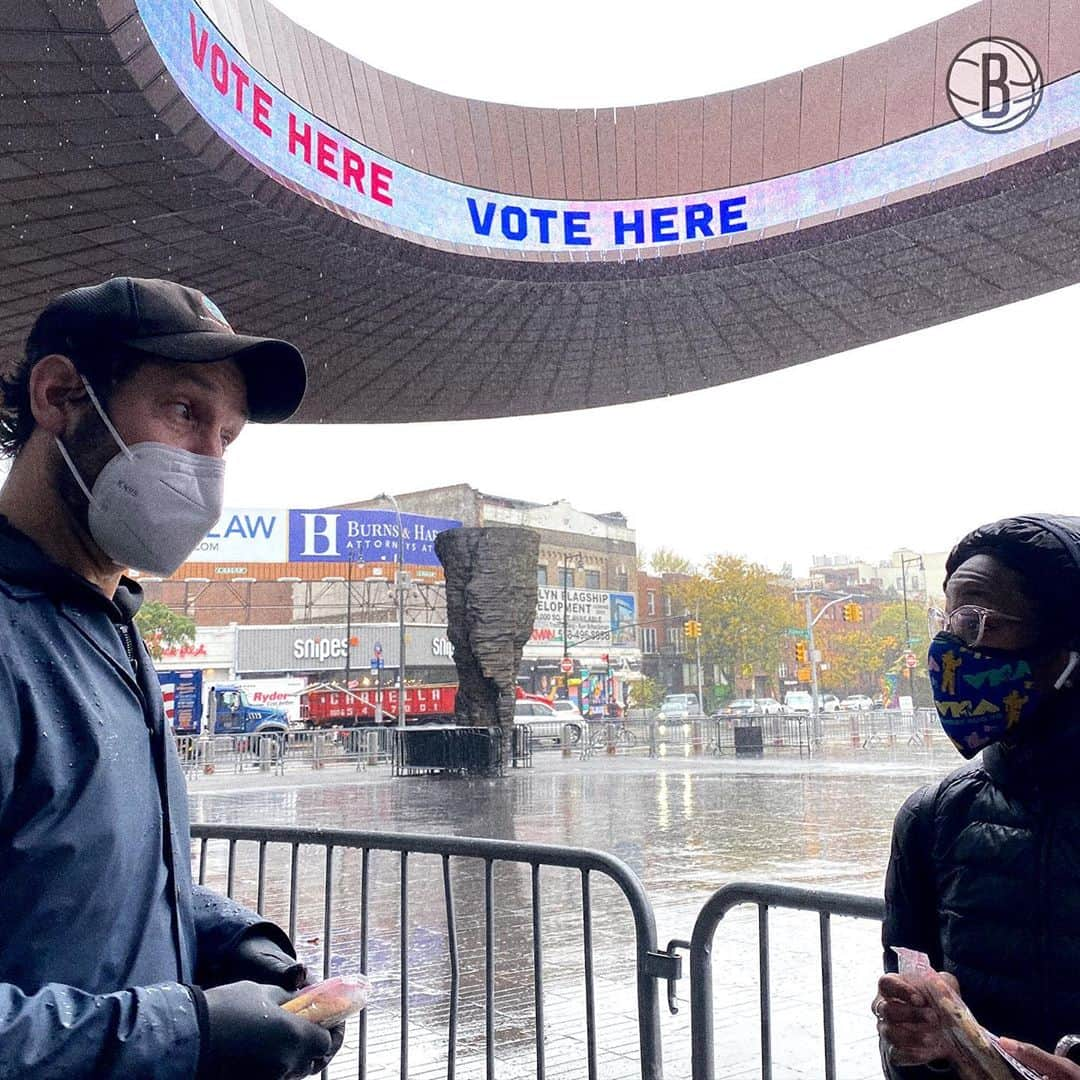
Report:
220,3,1078,573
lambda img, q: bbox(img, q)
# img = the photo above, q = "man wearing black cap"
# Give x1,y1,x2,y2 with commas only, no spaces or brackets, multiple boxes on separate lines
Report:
872,514,1080,1079
0,278,341,1078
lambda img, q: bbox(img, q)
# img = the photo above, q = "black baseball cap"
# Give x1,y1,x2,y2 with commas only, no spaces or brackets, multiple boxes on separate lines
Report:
26,276,306,422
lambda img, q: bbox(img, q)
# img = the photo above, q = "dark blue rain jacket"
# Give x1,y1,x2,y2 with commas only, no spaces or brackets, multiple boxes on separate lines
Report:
0,520,285,1078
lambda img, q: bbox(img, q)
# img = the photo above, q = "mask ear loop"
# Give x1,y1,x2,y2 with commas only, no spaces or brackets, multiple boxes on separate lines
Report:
79,376,133,461
54,375,134,506
1054,651,1080,691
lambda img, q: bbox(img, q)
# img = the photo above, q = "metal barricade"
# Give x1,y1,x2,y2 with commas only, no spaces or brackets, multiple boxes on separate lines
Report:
687,882,885,1080
191,824,668,1080
173,734,200,777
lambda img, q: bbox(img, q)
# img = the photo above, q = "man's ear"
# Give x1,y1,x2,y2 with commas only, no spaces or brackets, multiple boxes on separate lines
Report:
28,354,89,437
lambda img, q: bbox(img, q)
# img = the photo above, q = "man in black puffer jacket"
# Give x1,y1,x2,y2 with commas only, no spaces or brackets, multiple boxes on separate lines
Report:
873,514,1080,1079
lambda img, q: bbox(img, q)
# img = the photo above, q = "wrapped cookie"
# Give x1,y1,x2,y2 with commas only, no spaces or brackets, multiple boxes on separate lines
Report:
282,975,371,1028
892,949,1041,1080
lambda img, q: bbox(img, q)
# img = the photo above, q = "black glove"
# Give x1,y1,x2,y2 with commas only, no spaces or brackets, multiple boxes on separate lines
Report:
224,933,308,991
308,1022,346,1075
201,980,333,1080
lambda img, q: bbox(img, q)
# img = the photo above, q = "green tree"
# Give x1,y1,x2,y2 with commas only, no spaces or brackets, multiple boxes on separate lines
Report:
628,676,666,711
649,548,694,575
134,600,196,661
672,556,792,693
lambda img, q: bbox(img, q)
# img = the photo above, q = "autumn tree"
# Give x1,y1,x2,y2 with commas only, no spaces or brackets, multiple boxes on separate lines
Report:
814,601,929,699
134,600,196,662
671,556,792,691
649,548,694,575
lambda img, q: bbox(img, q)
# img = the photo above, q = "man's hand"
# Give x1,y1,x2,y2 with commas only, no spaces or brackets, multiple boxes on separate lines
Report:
872,971,961,1068
294,970,346,1074
225,934,307,991
999,1038,1080,1079
203,980,332,1079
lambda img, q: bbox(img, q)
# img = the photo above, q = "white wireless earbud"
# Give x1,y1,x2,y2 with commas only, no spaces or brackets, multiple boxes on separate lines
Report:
1053,651,1080,691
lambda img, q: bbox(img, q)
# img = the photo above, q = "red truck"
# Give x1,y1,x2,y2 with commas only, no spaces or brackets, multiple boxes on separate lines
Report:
300,684,458,727
299,684,557,728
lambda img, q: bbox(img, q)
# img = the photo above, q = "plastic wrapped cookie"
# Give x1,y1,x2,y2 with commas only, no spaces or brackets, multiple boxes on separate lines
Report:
281,975,371,1028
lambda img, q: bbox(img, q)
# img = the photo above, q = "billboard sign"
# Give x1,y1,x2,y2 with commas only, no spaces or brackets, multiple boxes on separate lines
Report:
190,508,288,562
531,587,637,650
288,510,461,566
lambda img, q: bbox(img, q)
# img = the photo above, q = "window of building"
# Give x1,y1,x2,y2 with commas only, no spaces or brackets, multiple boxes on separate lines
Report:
616,572,629,591
647,591,656,616
664,595,672,617
559,567,574,588
536,566,548,586
640,626,657,653
585,570,601,589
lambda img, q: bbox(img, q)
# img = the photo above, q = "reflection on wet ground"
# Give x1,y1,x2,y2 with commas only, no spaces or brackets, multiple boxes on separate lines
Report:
190,749,959,1079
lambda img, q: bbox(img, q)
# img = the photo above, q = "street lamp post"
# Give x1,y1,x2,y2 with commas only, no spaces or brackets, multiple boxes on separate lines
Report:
377,492,408,729
796,588,861,738
561,553,584,704
343,549,365,690
900,554,925,705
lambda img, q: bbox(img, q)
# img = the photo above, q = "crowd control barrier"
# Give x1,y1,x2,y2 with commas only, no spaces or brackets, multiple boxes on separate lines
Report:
190,826,890,1080
191,824,669,1080
686,883,886,1080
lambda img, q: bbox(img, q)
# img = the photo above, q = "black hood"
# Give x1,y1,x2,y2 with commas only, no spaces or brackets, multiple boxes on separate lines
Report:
946,514,1080,645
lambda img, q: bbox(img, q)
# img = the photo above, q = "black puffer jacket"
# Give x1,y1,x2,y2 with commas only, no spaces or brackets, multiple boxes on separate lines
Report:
882,513,1080,1078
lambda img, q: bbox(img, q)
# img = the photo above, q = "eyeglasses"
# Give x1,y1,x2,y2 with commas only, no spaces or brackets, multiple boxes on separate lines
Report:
927,605,1025,648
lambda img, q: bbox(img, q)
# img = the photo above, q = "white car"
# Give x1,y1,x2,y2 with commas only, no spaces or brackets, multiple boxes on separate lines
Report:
551,699,584,721
513,699,562,745
783,691,813,714
754,698,785,715
820,695,841,713
657,694,701,722
840,695,875,711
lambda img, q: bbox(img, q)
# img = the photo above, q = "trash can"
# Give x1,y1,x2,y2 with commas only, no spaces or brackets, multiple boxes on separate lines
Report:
733,723,764,757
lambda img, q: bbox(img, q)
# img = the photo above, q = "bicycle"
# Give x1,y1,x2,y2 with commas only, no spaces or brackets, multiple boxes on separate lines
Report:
589,721,637,750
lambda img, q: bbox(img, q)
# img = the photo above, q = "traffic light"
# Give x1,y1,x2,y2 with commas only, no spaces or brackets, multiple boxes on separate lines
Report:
794,640,808,665
841,603,864,622
684,619,702,638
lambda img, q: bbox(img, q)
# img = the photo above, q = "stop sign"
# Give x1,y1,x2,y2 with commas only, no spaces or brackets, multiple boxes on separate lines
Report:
560,657,573,674
904,652,918,668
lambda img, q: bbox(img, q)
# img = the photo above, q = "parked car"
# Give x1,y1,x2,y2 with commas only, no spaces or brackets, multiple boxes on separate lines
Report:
783,691,814,714
717,698,759,718
514,699,562,745
840,694,875,711
754,698,785,715
657,693,701,722
820,695,841,713
551,698,584,721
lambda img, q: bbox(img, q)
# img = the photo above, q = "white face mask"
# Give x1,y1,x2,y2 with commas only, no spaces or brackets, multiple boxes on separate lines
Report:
55,377,225,575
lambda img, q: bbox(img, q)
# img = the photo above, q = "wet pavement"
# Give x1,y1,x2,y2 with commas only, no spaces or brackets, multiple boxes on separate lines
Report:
189,748,960,1079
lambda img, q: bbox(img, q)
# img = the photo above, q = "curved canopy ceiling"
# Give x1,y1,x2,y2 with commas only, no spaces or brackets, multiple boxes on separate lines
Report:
1,0,1079,421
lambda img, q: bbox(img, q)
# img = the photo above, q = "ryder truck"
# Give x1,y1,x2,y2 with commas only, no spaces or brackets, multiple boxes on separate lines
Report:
158,669,290,736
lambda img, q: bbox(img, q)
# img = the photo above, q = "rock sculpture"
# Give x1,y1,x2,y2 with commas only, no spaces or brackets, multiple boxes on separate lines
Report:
435,527,540,731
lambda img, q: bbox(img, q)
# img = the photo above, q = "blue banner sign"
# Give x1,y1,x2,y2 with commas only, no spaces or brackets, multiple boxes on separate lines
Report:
288,510,461,566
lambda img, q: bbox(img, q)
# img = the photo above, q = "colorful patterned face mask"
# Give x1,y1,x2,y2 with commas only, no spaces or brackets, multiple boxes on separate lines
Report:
928,632,1079,757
